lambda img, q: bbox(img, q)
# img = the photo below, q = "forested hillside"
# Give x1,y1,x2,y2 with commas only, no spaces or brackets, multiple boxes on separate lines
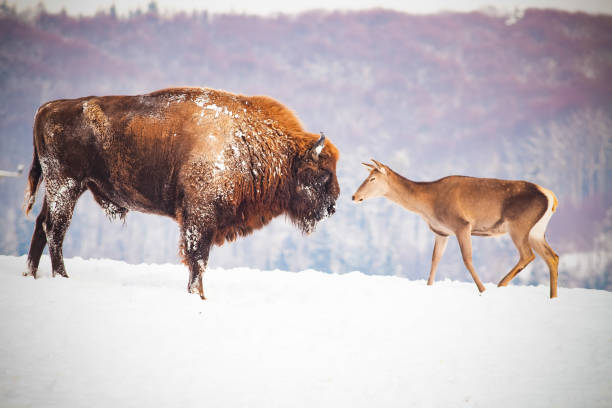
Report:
0,5,610,289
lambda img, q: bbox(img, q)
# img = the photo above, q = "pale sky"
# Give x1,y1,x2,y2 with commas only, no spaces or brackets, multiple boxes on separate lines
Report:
12,0,612,16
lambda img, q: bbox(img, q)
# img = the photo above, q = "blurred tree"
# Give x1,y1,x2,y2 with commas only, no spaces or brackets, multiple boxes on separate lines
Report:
148,1,158,15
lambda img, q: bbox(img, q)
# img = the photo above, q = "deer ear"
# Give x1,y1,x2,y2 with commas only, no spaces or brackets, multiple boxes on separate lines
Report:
362,162,375,171
370,159,387,175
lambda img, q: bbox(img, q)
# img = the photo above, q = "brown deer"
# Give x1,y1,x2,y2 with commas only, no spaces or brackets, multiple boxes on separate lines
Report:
352,159,559,298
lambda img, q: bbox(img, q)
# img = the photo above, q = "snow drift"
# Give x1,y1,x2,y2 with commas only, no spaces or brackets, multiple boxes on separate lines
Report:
0,255,610,407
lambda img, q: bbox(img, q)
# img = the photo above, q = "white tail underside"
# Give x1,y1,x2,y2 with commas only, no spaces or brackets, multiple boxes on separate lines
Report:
529,186,555,243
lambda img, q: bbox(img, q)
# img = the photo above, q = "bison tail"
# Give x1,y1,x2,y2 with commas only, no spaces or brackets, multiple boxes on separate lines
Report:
24,145,42,216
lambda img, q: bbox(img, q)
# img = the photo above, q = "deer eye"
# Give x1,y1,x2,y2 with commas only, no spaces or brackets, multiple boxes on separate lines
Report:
369,177,375,182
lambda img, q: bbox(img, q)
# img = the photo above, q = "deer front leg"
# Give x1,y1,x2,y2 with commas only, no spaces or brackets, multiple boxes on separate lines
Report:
427,234,449,285
456,226,486,293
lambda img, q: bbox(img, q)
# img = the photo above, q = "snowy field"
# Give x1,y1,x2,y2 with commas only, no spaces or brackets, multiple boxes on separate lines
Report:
0,255,611,408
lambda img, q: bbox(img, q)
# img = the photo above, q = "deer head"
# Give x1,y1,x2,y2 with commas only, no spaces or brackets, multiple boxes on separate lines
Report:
352,159,391,202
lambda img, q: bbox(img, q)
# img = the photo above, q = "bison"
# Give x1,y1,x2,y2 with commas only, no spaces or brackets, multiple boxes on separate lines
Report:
24,87,340,298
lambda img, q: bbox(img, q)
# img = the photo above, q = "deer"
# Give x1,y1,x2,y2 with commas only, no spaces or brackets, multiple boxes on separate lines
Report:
352,159,559,298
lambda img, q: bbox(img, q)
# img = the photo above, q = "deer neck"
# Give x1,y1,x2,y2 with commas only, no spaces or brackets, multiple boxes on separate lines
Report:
384,171,432,214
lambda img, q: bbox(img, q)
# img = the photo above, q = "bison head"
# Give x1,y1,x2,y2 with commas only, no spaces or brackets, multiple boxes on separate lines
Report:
289,133,340,234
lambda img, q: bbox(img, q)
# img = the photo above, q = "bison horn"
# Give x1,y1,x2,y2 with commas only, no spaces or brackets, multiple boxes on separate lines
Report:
311,132,326,160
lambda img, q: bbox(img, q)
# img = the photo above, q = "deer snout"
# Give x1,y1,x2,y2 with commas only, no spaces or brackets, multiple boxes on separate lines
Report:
352,194,364,203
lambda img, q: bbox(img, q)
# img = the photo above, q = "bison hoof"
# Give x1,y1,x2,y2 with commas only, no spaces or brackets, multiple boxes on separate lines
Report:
22,270,37,279
187,284,206,300
52,271,69,278
188,290,206,301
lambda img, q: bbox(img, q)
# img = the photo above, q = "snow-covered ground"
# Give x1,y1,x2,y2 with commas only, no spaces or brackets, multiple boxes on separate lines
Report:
0,255,610,408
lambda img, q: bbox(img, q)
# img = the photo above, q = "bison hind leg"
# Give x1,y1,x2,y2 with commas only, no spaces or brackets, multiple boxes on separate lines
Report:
25,197,49,278
44,177,83,278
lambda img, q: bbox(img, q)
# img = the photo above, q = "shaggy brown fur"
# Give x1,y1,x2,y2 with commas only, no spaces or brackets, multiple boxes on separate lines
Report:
24,87,340,299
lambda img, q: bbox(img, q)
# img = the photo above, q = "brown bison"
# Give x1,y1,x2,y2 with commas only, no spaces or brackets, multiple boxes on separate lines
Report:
24,87,340,299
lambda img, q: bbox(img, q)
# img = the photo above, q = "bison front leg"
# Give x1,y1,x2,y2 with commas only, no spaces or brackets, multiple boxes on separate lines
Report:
187,254,210,300
180,222,214,300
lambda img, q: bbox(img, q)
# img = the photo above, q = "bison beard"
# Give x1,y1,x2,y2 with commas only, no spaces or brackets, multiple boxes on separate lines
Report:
291,170,337,234
23,87,340,299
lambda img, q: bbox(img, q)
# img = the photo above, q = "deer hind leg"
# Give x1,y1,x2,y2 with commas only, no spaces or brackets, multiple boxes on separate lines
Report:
530,237,559,298
427,234,449,285
498,227,535,287
44,177,82,278
25,197,49,278
528,188,559,298
456,226,486,293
